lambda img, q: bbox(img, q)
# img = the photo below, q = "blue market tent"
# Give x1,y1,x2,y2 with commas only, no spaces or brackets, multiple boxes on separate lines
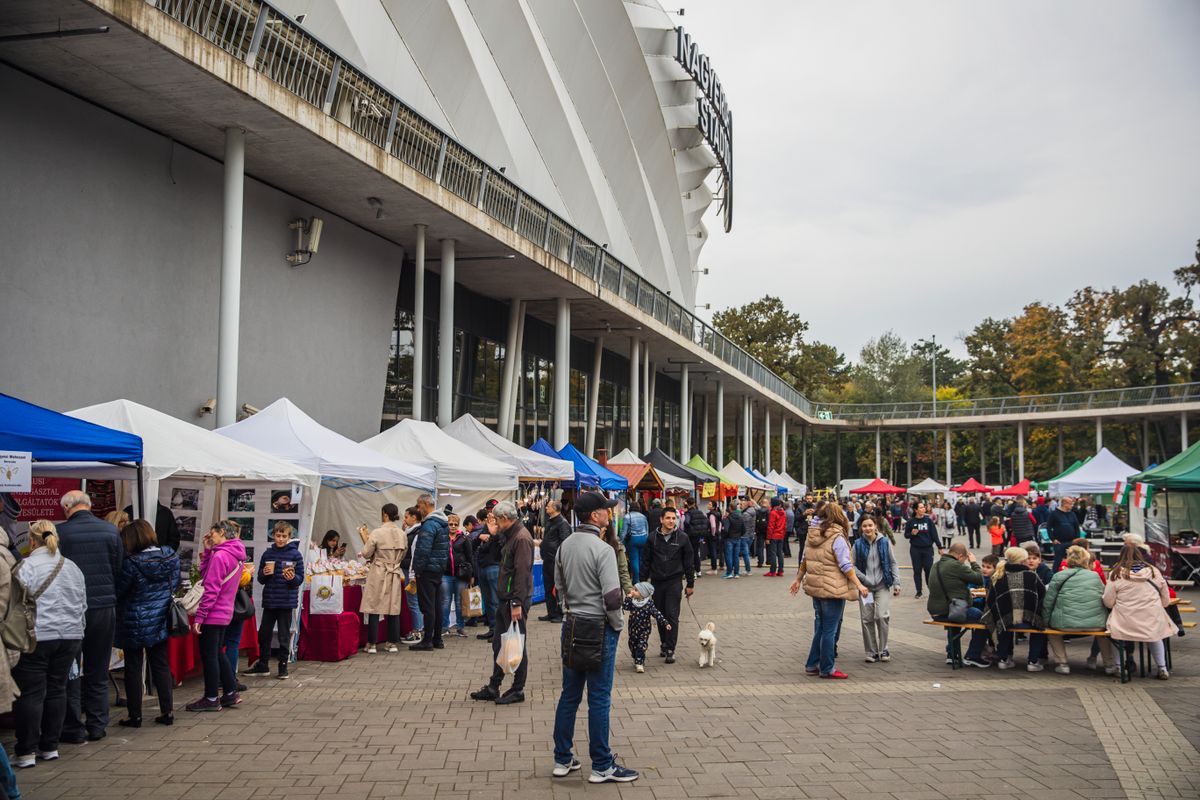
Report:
529,439,628,491
530,438,595,489
746,467,786,493
0,393,143,463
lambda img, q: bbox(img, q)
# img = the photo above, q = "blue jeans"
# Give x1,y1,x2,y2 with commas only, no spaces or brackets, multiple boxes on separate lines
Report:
441,576,468,631
739,538,752,572
723,539,741,576
553,625,620,772
409,586,424,633
223,618,243,677
626,542,643,585
939,606,988,661
0,747,19,799
479,564,500,631
805,598,846,676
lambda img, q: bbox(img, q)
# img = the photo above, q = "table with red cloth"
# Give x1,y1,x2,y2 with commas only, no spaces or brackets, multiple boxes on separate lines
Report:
167,616,259,686
297,583,413,662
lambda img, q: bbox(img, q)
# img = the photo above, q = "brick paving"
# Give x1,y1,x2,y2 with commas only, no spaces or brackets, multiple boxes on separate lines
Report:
11,552,1200,800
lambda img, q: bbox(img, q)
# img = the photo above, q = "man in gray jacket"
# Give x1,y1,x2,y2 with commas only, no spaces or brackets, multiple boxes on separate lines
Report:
551,491,638,784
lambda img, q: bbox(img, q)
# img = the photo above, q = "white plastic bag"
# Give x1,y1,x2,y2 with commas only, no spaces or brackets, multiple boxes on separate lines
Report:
495,623,525,675
310,574,344,615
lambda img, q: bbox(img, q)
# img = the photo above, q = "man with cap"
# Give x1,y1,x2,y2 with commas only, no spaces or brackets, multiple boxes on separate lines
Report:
551,490,638,784
640,506,694,664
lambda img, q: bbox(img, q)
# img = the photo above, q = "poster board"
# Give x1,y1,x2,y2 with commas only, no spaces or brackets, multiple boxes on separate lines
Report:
3,476,82,553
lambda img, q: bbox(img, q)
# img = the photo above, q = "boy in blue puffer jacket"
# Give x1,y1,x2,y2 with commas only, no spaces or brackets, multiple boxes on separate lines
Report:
246,521,304,679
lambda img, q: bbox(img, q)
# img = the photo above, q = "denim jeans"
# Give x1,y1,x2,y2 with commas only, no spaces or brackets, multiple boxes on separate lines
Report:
739,538,752,572
0,747,19,799
626,543,643,586
805,598,846,676
223,618,243,676
723,539,741,576
441,575,468,631
553,625,620,772
479,564,500,631
938,606,988,661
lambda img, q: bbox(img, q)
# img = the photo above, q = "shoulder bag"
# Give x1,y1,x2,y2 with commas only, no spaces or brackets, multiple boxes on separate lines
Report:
177,561,243,615
2,556,66,653
560,612,605,672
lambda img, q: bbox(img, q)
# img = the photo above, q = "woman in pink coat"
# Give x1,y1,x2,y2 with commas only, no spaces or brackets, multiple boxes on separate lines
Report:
186,520,247,711
1103,543,1176,679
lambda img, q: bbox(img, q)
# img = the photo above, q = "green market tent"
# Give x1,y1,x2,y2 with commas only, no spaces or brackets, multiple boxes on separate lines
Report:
1129,440,1200,490
1033,458,1086,492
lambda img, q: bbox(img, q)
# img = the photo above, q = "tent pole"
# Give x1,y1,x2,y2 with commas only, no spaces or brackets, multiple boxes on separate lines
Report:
136,463,146,520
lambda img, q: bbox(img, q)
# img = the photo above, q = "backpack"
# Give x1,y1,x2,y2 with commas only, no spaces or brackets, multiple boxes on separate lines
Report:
3,555,66,654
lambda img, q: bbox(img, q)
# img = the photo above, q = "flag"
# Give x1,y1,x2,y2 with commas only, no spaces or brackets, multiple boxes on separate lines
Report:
1112,480,1127,504
1132,482,1154,510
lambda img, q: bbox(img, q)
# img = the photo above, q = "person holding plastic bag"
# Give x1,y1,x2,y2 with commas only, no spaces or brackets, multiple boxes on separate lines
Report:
469,501,533,705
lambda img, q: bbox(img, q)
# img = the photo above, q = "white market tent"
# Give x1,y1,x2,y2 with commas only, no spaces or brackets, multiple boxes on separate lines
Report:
362,419,518,494
767,469,806,495
721,460,776,492
216,398,435,490
780,471,808,495
443,414,574,483
609,448,693,491
1049,447,1139,496
908,477,949,495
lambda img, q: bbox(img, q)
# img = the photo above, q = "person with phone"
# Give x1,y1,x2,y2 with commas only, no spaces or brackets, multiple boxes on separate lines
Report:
245,522,304,679
185,521,245,712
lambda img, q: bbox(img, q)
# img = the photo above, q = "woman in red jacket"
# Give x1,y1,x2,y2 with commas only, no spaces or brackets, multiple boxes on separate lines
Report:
765,498,788,576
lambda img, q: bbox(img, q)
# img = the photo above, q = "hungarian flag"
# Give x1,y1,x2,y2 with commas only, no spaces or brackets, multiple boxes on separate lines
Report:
1113,480,1127,504
1132,482,1154,510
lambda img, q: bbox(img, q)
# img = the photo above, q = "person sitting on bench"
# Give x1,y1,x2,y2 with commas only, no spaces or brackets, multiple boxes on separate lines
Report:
983,547,1047,671
927,543,988,668
1043,545,1116,676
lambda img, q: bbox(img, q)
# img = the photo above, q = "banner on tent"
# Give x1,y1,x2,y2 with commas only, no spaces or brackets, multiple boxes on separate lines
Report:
0,452,32,493
4,476,81,553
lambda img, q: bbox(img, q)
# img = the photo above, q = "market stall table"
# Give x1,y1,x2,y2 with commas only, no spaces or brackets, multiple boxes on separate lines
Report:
167,616,259,686
298,583,414,662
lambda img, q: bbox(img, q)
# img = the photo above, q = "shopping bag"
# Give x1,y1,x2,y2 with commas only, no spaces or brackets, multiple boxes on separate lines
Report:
311,574,344,615
461,586,484,618
495,622,525,675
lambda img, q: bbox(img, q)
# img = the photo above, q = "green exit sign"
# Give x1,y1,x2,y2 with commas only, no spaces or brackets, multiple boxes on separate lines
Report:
816,410,833,420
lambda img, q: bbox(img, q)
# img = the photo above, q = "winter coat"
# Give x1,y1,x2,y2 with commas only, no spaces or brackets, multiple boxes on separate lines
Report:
496,521,534,608
1008,507,1036,543
412,511,450,576
640,529,695,587
926,555,982,619
16,546,87,641
361,521,408,616
445,532,474,581
1103,564,1176,642
624,511,649,547
723,508,746,539
800,523,857,601
256,541,305,609
686,508,709,539
767,507,787,540
1042,566,1108,631
540,514,572,562
116,545,180,650
195,538,247,627
56,509,122,609
0,548,20,713
982,562,1045,634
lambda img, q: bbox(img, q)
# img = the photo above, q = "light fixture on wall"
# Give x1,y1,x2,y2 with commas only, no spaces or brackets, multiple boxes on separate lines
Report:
695,303,710,310
199,398,216,417
692,267,709,275
286,217,323,266
239,403,260,419
367,197,385,220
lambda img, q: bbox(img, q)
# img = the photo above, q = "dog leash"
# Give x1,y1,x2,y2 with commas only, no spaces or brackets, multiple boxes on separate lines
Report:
684,593,706,632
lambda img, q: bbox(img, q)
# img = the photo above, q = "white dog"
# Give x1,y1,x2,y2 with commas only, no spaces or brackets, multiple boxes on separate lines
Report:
697,621,717,668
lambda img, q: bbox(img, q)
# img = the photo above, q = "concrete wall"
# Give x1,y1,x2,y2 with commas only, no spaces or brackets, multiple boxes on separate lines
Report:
0,65,402,441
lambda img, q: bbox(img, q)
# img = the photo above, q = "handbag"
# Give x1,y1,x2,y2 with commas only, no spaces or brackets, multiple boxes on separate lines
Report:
168,598,190,637
232,587,255,622
560,612,605,672
934,561,969,624
3,556,65,653
461,585,483,618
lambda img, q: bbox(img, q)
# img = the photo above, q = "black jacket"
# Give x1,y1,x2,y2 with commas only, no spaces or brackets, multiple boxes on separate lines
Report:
1008,507,1036,543
58,510,123,609
445,533,474,581
755,508,768,538
124,502,180,552
723,509,746,539
903,516,939,550
640,529,695,588
473,526,506,570
685,508,709,538
540,514,572,562
963,502,982,527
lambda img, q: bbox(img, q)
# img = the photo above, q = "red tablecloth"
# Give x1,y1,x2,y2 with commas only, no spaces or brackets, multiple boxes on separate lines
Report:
297,583,413,662
167,616,259,686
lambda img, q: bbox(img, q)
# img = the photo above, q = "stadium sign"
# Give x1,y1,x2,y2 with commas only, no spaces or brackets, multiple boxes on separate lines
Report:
675,26,734,232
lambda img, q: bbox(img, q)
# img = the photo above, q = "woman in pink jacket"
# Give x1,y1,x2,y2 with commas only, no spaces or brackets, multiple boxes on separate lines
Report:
186,520,247,711
1103,543,1176,679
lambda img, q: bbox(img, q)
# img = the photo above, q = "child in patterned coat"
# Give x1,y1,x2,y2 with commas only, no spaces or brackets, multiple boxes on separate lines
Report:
623,581,671,673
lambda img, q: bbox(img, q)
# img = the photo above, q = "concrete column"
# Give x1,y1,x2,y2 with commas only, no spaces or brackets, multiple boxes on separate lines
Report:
835,431,842,485
946,427,953,485
1095,418,1103,451
781,417,788,474
1183,412,1190,451
1013,421,1023,481
701,393,710,462
628,339,640,455
216,127,245,428
436,238,456,427
801,425,807,485
679,364,690,462
643,348,652,449
905,432,913,487
647,364,657,448
1142,417,1150,468
585,336,604,457
764,406,771,470
875,428,882,477
747,399,754,465
498,299,521,434
553,297,571,448
932,430,939,481
716,381,724,466
412,225,426,421
979,429,987,485
1057,426,1064,473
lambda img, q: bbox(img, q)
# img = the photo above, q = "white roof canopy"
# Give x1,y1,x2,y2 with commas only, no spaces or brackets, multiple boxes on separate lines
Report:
443,414,573,482
778,471,808,496
361,419,518,493
721,460,775,492
609,448,693,491
767,469,805,495
216,398,434,490
908,477,949,495
1049,447,1140,496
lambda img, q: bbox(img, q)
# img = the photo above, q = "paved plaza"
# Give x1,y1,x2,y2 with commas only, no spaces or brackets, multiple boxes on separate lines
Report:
14,552,1200,800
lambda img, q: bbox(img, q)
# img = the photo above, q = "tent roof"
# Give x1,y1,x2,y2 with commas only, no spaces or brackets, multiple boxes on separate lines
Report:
1033,459,1083,491
720,461,775,492
530,438,594,488
362,420,517,492
950,477,993,493
216,399,434,490
908,477,949,495
444,415,574,482
746,466,786,492
1049,448,1139,496
774,470,808,495
57,400,318,487
604,462,662,492
0,392,143,464
850,478,906,494
557,443,628,491
642,447,710,485
1129,439,1200,490
608,449,691,490
993,478,1033,497
685,455,735,486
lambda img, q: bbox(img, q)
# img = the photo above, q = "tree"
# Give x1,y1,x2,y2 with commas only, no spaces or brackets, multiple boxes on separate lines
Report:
911,338,965,389
1104,279,1197,386
844,331,927,404
961,317,1016,397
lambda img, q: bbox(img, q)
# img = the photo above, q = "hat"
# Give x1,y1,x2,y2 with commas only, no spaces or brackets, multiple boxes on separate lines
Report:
633,581,654,599
485,498,498,509
575,490,618,519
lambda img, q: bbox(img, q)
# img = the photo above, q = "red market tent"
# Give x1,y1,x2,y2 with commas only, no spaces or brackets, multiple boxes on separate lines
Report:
992,478,1032,497
849,478,906,494
950,477,993,493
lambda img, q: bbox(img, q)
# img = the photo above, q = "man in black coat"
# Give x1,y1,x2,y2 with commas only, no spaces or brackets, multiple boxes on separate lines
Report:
684,499,708,577
963,499,982,549
57,490,121,742
640,508,694,663
537,500,571,622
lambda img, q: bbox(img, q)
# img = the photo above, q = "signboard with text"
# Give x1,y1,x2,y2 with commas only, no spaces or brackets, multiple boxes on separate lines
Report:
0,452,33,493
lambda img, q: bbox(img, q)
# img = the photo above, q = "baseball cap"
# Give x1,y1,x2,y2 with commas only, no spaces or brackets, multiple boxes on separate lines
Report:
575,491,619,518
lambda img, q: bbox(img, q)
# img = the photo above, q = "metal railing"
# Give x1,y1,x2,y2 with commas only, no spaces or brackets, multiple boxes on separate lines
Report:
819,383,1200,422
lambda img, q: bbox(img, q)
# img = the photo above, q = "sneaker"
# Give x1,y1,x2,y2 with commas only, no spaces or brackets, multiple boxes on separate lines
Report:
722,573,733,579
36,749,59,761
12,753,34,769
879,650,891,662
185,697,222,712
914,593,923,599
1085,655,1098,670
236,682,248,692
365,644,377,654
1054,664,1070,675
553,759,582,778
385,643,399,653
220,691,242,708
1157,667,1170,680
864,654,879,663
665,651,675,664
635,663,644,673
476,631,493,641
243,661,270,676
945,658,954,665
732,574,740,579
997,659,1015,670
963,658,992,668
404,632,424,644
1104,665,1119,676
277,664,290,681
589,763,639,784
819,670,850,679
1027,662,1044,673
455,629,468,638
470,685,500,702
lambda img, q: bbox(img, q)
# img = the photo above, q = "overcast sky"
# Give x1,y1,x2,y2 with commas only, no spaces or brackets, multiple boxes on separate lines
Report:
682,0,1200,360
